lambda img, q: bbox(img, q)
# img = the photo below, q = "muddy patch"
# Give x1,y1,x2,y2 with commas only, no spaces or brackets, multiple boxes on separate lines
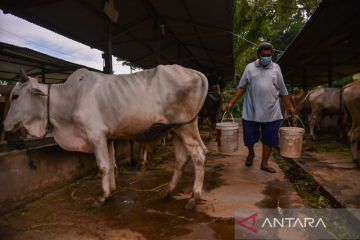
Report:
0,148,232,240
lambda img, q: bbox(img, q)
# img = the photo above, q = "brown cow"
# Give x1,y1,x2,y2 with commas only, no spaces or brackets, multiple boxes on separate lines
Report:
342,81,360,166
290,91,312,115
290,88,341,140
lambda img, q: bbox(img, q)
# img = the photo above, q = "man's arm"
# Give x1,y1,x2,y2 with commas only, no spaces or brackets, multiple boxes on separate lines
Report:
224,88,246,111
281,95,297,115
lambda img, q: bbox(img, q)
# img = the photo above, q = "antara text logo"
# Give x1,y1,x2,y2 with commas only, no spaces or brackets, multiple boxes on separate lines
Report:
235,208,360,240
237,212,326,233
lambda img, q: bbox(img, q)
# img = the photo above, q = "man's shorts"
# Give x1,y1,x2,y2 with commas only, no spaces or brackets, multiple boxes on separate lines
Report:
242,119,282,148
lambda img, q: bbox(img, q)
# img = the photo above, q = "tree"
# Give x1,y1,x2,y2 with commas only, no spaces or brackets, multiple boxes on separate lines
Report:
231,0,321,88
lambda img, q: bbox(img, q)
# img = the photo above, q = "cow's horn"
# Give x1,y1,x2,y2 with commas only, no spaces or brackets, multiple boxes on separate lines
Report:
20,69,29,83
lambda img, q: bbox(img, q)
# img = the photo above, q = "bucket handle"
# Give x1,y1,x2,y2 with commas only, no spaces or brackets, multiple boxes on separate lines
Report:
221,111,235,122
283,115,305,129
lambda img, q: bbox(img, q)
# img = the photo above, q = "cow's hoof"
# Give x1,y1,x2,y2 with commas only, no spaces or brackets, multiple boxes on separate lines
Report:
91,197,105,207
184,198,196,210
159,187,172,200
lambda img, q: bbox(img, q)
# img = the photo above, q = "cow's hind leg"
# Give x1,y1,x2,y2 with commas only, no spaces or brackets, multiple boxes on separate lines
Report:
92,137,112,206
174,120,207,210
161,134,189,199
108,140,117,192
349,130,359,166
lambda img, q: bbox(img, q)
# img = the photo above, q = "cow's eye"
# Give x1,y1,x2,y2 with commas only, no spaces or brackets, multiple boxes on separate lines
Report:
11,94,19,101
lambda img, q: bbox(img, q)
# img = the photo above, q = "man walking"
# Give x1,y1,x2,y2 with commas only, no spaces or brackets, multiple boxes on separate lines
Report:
224,42,296,173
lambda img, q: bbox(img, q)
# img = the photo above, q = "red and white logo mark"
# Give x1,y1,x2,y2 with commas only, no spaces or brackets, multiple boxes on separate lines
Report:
237,213,258,233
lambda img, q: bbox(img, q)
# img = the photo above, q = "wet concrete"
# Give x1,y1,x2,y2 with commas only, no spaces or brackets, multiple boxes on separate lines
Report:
294,137,360,209
0,128,304,240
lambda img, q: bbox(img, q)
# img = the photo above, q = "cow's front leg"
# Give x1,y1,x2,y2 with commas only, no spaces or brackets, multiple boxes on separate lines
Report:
108,140,117,192
309,112,318,140
139,145,148,169
92,137,112,206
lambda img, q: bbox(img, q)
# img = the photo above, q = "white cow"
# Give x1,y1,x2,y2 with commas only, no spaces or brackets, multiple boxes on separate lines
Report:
342,81,360,166
4,65,208,209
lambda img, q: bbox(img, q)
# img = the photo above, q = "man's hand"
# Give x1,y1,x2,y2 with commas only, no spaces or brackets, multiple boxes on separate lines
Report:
287,106,297,116
223,102,234,112
281,95,297,116
222,88,246,112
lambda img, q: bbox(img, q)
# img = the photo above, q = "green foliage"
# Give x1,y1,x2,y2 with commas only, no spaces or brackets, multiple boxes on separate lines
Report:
232,0,321,88
222,88,243,118
320,75,354,88
227,0,320,116
0,80,8,85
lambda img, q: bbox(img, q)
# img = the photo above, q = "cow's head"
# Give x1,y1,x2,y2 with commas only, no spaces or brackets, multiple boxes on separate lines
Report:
3,70,48,137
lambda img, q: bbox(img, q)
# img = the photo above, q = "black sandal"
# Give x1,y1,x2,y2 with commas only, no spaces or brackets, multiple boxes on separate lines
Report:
245,154,254,167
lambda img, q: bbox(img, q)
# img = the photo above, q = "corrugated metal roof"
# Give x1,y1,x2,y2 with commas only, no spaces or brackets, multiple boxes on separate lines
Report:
0,0,234,80
0,41,100,83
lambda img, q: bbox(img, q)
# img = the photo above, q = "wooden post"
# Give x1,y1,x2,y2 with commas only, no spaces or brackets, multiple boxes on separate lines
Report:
328,53,333,87
103,20,113,74
41,64,46,83
154,16,161,65
302,66,307,91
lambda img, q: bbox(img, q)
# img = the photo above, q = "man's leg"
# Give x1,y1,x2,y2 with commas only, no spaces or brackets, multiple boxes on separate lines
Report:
260,143,275,172
246,146,255,166
260,120,282,173
242,120,260,167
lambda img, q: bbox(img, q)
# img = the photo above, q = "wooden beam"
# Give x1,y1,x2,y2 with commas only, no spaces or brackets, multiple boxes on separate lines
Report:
2,0,64,13
139,0,202,67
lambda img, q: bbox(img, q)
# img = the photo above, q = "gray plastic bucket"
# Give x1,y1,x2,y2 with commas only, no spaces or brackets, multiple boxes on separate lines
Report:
216,112,240,153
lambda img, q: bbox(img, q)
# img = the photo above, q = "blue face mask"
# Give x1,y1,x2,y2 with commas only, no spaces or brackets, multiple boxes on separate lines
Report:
259,56,272,66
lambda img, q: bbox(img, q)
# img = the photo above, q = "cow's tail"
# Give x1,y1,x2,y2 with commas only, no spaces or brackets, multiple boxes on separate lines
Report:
192,71,209,118
135,71,208,142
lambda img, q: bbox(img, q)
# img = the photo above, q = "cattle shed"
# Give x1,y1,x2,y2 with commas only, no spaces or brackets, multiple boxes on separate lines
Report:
278,0,360,90
0,41,101,84
0,0,234,80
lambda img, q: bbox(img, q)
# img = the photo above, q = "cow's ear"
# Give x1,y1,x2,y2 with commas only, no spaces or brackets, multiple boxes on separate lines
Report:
31,87,47,96
20,69,29,83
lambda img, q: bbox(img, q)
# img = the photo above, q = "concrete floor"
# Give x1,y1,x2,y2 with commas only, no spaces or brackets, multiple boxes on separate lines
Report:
295,137,360,209
0,128,304,240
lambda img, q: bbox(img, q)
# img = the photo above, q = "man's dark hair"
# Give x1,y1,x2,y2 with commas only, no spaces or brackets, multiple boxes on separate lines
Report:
257,42,273,56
